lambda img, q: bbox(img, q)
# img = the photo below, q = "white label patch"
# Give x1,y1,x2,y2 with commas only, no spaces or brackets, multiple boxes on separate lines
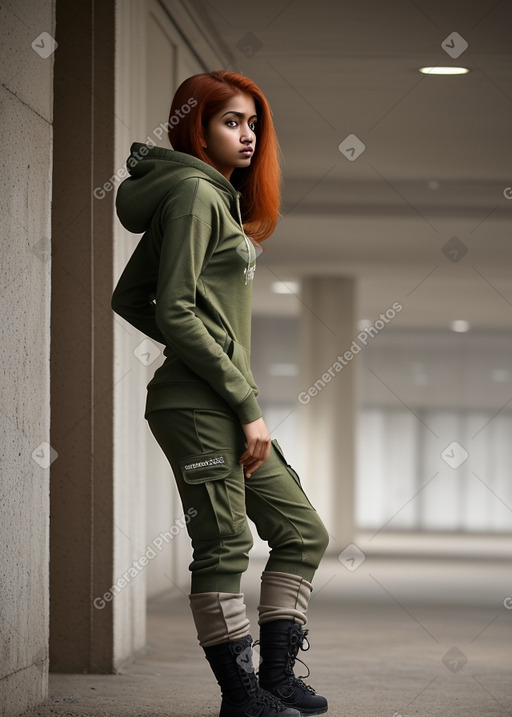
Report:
183,456,226,471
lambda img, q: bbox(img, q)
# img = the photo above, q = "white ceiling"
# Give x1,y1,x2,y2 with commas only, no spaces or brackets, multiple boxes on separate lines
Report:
180,0,512,328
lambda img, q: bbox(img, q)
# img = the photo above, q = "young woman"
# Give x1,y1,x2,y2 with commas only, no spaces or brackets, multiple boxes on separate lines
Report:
112,70,329,717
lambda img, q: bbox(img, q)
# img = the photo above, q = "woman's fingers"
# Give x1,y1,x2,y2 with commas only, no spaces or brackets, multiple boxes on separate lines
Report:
241,452,267,478
239,417,272,477
238,451,263,477
238,441,269,464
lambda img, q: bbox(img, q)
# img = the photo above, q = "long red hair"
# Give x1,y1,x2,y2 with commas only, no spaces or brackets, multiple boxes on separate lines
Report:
167,70,281,243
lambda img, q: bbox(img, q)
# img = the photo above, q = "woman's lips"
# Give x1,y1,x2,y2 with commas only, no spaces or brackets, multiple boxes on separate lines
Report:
240,148,253,156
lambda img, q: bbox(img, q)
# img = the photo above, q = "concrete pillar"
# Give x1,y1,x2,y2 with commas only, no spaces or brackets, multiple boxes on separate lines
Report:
297,277,358,552
50,0,116,673
0,1,54,712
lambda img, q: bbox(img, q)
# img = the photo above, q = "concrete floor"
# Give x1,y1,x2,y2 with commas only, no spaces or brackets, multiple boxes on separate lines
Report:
21,555,512,717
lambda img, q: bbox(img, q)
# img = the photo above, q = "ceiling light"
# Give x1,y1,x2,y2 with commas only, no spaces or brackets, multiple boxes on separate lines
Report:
451,320,470,332
358,319,372,330
272,281,299,294
419,66,470,75
492,369,510,383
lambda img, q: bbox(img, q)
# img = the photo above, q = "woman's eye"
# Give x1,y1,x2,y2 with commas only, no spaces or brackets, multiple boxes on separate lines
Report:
249,122,257,132
226,119,238,127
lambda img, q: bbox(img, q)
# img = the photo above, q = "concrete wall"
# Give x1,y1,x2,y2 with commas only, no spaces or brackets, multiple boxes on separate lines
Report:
0,0,55,713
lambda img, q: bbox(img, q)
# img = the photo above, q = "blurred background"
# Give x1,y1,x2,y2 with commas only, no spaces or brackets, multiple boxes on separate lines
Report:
2,0,511,715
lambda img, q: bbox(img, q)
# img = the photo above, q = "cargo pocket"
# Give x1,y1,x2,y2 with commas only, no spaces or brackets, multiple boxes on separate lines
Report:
271,438,316,509
179,449,246,539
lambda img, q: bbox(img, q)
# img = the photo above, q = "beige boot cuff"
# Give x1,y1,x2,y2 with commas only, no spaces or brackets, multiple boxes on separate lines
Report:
258,571,313,626
189,592,250,647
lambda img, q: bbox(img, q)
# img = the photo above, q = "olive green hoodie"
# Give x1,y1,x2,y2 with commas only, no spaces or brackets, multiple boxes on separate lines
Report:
112,142,262,424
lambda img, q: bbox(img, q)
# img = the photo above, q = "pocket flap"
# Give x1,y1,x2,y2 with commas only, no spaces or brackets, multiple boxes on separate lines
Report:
179,450,232,484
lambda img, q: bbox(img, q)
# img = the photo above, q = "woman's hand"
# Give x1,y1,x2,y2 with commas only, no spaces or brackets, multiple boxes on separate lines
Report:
239,417,271,478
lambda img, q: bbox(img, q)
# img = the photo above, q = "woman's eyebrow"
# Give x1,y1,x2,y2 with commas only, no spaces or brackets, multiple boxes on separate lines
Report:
221,110,258,120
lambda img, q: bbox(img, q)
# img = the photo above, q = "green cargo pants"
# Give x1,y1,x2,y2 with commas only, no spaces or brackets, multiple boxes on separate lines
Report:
146,407,329,594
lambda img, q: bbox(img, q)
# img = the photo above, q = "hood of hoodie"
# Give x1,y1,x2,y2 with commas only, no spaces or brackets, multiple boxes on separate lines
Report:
115,142,239,234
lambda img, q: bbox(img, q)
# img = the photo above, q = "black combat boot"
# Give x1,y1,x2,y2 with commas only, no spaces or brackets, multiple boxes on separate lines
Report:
203,634,301,717
257,620,328,716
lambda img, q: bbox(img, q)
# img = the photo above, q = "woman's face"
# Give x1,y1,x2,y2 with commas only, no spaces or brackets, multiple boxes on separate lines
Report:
202,93,257,180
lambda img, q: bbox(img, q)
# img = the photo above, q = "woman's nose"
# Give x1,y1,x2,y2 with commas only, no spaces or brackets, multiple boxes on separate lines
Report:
241,128,254,142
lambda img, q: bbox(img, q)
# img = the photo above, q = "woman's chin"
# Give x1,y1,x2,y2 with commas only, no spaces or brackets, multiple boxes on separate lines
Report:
235,157,253,169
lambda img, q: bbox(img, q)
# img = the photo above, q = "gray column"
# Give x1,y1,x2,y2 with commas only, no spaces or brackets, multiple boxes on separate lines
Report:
0,1,54,711
297,277,358,552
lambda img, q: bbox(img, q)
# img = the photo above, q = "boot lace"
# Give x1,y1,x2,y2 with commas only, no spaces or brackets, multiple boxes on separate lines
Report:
236,646,289,712
257,687,291,712
254,627,317,696
285,627,316,695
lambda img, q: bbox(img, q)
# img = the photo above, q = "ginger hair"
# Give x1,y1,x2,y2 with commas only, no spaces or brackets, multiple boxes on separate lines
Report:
168,70,281,243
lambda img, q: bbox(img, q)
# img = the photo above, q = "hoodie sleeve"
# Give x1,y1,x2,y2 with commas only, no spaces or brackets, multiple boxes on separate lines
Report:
154,207,262,425
111,231,166,345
